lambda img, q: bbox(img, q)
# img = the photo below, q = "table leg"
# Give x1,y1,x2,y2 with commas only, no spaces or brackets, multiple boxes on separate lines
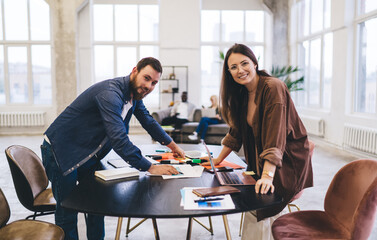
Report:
115,217,123,240
186,217,193,240
239,212,245,236
222,215,232,240
152,218,160,240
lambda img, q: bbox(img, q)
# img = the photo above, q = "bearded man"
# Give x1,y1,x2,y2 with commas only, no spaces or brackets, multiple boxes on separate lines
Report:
41,57,185,240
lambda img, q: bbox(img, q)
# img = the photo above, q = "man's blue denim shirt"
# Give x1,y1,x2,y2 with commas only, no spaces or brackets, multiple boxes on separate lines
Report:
45,75,172,176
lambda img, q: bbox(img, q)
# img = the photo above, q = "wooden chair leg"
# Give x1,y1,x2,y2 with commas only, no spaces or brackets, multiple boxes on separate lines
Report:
288,203,301,212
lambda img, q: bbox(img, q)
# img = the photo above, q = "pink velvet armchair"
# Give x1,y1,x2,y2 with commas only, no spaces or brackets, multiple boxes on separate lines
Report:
272,159,377,239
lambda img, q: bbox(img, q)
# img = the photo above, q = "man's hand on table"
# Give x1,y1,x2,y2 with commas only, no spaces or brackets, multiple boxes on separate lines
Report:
148,164,179,175
166,141,185,158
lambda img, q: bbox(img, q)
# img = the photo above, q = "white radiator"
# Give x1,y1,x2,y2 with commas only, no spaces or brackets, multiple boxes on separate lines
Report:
0,112,45,127
300,115,325,137
344,124,377,155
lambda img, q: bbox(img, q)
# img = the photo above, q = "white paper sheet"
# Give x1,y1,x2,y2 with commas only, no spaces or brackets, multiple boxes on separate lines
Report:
182,187,235,210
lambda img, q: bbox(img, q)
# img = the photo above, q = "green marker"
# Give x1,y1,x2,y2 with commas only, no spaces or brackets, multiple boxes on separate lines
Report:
192,159,202,164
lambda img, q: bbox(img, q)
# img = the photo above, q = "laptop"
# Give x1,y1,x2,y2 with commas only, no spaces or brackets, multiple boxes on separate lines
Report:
201,108,217,118
202,140,256,186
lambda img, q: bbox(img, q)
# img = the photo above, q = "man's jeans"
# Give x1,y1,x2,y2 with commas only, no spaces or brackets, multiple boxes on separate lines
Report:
41,140,105,240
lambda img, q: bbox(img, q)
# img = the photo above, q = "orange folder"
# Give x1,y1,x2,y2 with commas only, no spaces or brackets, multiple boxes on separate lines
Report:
202,160,244,170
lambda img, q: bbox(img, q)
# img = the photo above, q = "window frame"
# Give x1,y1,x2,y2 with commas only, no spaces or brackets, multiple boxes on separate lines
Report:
91,1,160,108
200,9,268,106
290,0,332,110
352,3,377,116
0,0,52,106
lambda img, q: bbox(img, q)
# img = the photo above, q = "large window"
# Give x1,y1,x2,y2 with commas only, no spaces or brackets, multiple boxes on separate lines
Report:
354,1,377,114
92,3,159,107
201,10,265,106
291,0,332,109
0,0,52,105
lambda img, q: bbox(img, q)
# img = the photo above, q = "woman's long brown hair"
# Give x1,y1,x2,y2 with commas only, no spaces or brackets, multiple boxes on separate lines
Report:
220,43,270,131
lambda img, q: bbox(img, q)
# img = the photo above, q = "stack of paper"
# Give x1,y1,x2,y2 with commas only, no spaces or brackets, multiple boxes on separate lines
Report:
180,187,235,210
95,167,140,181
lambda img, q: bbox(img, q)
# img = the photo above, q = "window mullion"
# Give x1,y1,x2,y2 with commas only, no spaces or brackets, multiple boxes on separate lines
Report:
319,35,324,108
4,45,9,104
27,44,33,104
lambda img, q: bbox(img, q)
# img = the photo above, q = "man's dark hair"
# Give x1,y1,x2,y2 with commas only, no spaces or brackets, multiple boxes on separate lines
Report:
136,57,163,74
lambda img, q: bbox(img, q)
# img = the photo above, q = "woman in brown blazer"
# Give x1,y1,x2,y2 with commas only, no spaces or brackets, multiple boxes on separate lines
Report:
206,43,313,239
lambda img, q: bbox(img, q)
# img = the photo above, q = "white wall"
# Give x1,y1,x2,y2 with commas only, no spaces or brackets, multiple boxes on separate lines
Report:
159,0,202,106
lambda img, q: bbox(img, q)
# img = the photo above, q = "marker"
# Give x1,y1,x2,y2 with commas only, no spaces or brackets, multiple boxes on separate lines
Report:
145,155,162,160
192,159,208,164
194,197,224,203
160,159,180,164
156,149,169,153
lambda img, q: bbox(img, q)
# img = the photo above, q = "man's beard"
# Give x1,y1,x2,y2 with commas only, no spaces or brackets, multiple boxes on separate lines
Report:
130,75,149,100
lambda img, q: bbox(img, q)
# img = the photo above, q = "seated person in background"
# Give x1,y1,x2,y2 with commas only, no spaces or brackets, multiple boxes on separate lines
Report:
161,91,196,129
188,95,223,141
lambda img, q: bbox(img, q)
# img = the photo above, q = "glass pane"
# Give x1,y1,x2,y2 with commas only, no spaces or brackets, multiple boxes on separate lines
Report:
251,46,264,70
30,0,50,40
245,11,264,42
32,45,51,104
298,0,310,37
308,38,321,106
117,47,136,77
297,41,309,106
142,56,159,108
115,5,137,41
93,4,113,41
356,19,377,113
201,10,220,42
359,0,377,14
140,45,159,59
323,33,333,109
139,5,159,41
8,46,28,103
324,0,331,29
0,46,4,104
4,0,28,40
140,45,159,108
94,45,114,82
311,0,323,33
0,3,3,40
222,11,244,42
201,46,221,105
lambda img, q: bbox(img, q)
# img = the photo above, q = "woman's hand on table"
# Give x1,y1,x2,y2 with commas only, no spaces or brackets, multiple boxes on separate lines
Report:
255,177,275,194
200,156,222,166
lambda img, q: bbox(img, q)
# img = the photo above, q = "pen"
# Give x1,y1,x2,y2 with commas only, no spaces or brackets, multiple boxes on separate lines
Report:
194,197,224,202
160,160,181,164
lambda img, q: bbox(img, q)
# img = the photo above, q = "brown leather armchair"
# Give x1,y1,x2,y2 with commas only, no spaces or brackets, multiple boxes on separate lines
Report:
5,145,56,219
272,159,377,239
0,188,64,240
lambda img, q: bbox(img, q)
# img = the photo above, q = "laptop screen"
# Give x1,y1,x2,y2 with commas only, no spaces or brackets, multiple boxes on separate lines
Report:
201,140,216,173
